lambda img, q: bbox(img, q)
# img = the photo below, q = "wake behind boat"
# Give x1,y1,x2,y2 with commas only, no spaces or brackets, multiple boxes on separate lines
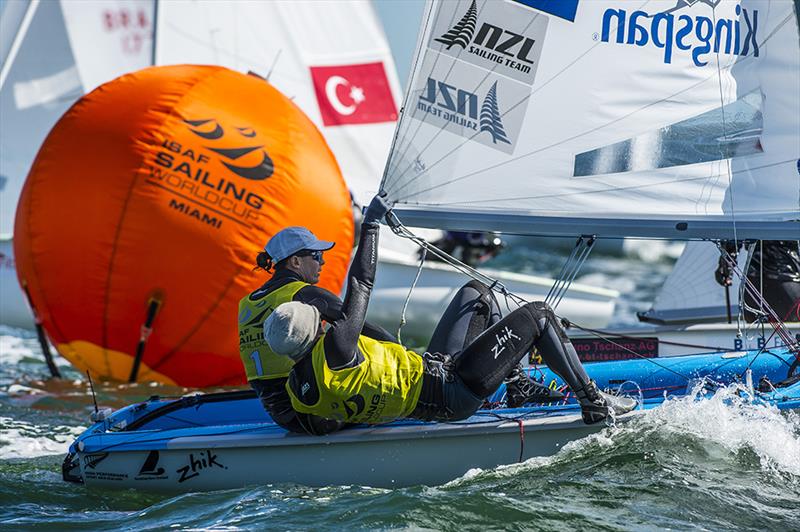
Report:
63,348,800,491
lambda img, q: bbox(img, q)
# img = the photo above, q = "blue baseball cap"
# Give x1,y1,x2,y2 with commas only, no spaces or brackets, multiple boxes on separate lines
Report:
264,227,334,263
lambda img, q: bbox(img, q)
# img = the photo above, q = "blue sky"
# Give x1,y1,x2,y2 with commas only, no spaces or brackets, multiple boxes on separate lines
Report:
373,0,426,88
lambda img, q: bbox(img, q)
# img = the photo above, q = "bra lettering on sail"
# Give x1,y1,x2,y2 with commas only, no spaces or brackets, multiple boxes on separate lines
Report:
600,3,759,67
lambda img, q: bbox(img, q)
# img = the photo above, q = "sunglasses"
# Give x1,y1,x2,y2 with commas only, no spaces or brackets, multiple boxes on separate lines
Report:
296,249,324,263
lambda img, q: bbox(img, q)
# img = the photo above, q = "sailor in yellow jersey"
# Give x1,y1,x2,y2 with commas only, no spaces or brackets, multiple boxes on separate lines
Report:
239,226,395,434
264,195,637,429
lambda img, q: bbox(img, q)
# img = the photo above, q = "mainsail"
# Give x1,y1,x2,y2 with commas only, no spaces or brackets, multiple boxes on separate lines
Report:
381,0,800,240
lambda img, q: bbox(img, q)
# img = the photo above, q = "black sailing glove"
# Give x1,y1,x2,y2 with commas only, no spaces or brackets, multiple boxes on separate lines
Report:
715,241,739,287
363,193,393,225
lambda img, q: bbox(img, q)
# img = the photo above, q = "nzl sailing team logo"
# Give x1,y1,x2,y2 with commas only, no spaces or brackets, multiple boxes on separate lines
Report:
429,0,548,86
412,53,529,155
599,0,759,67
419,77,511,146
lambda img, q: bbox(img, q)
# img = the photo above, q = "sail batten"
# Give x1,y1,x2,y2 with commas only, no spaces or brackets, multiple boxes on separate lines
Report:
381,0,800,239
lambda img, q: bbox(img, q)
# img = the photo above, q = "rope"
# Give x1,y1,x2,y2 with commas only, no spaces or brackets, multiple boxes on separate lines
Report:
385,212,528,308
396,246,427,344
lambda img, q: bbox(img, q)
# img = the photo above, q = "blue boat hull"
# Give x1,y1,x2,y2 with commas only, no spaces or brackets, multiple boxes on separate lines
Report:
63,348,800,490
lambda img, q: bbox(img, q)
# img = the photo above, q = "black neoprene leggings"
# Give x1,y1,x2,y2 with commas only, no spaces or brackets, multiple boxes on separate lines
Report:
428,280,592,399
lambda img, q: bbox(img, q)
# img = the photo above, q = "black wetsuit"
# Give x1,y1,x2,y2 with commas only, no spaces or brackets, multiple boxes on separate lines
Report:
249,268,395,434
289,216,596,427
744,241,800,322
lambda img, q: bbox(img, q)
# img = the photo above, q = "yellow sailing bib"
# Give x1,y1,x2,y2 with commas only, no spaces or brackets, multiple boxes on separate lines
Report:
238,281,306,380
287,335,424,423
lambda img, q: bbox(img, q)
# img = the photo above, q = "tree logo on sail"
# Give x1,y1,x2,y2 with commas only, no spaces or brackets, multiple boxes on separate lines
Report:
417,75,520,151
480,82,511,145
429,0,548,86
434,0,478,50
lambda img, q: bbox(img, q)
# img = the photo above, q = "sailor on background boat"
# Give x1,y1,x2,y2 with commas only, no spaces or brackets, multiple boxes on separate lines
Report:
715,240,800,322
263,195,637,429
239,226,395,434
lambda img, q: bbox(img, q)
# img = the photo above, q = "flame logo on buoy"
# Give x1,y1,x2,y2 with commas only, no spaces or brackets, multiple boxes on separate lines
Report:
184,119,274,181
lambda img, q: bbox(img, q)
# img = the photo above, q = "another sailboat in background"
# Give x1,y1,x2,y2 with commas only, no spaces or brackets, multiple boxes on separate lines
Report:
0,0,618,340
0,0,153,329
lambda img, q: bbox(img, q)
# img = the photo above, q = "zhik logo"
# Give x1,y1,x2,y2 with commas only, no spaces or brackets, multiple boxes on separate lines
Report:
491,326,521,359
184,119,274,181
419,77,511,145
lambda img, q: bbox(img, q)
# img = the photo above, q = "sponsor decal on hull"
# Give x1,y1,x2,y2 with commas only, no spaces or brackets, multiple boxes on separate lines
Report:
135,450,168,481
176,449,227,483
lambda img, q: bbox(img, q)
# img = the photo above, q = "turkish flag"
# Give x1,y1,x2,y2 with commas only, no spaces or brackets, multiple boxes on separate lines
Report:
310,62,398,126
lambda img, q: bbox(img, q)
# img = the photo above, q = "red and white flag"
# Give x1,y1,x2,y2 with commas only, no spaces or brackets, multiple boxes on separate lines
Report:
310,62,398,126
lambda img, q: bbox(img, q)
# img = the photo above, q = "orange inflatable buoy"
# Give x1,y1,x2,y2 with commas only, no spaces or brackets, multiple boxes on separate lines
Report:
14,65,353,387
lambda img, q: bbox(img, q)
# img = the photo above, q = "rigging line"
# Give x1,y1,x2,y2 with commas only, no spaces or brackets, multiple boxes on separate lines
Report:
558,322,694,382
545,237,584,303
400,157,799,207
386,214,528,307
710,7,739,254
379,0,437,190
552,238,595,310
382,0,544,192
390,7,791,201
547,238,592,310
412,158,800,206
722,248,797,351
562,320,791,353
385,0,648,195
392,61,758,203
396,246,427,345
382,0,487,193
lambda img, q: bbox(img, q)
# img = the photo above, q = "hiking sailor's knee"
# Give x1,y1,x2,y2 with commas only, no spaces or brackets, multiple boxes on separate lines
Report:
521,301,568,339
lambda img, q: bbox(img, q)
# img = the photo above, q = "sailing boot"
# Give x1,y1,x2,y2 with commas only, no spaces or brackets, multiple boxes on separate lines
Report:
574,380,637,424
504,364,565,408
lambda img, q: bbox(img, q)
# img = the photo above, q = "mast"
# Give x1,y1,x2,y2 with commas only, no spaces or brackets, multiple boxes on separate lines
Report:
151,0,159,66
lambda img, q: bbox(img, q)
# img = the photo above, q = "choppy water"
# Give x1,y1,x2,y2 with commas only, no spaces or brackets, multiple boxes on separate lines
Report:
2,248,799,530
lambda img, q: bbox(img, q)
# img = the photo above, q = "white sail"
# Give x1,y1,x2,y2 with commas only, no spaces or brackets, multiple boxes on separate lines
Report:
381,0,800,240
155,0,402,208
59,0,154,92
0,0,80,238
641,240,745,324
